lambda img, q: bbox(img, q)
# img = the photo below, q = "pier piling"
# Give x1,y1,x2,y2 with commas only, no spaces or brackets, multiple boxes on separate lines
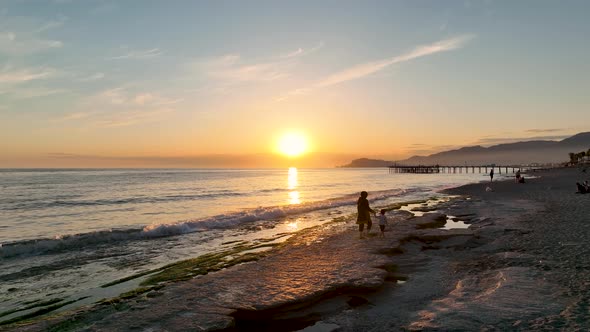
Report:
388,165,539,174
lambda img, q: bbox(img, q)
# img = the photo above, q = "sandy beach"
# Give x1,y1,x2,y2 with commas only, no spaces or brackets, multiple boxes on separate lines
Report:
5,167,590,331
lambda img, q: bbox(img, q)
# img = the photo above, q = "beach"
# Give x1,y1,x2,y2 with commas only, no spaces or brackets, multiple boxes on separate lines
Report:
5,167,590,331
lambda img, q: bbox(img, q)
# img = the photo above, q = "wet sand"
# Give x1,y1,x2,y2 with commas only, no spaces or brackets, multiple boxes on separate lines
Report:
7,167,590,331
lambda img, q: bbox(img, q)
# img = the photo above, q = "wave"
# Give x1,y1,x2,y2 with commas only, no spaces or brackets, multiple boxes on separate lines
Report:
0,188,416,258
0,191,247,211
0,187,300,212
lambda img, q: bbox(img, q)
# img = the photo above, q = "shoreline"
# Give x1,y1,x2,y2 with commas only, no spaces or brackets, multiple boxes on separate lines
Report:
6,167,589,331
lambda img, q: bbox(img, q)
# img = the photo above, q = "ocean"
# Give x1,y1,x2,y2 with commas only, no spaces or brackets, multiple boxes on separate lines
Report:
0,168,487,324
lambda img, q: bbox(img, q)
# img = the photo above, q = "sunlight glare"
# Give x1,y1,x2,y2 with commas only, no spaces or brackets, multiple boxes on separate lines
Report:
277,133,308,157
286,221,299,230
289,191,301,204
288,167,298,189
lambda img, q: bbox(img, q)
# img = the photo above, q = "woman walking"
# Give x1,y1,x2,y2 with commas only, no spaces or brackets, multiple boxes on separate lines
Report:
356,191,375,238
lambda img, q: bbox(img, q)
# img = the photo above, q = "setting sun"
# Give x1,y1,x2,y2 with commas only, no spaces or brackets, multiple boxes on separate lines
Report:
277,133,309,157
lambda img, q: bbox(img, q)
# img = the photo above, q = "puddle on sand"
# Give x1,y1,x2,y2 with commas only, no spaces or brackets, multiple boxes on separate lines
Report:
397,197,469,230
442,215,469,230
399,198,447,217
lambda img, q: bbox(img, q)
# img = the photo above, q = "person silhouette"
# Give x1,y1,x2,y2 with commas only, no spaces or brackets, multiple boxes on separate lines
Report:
378,209,388,237
356,191,375,238
490,169,494,182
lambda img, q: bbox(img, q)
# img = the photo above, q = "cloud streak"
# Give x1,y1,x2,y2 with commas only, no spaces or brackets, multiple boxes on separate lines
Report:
0,66,55,84
78,72,105,82
404,144,461,156
35,16,67,33
107,48,163,60
0,31,62,54
525,128,565,133
474,135,571,146
94,108,174,127
61,87,182,127
194,41,325,84
280,41,324,58
195,54,290,82
278,35,474,101
0,15,65,55
6,87,67,99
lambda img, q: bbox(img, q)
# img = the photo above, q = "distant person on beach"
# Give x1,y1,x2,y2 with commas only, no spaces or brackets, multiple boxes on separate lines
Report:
356,191,376,238
490,169,494,182
378,209,387,237
515,170,521,183
576,182,587,194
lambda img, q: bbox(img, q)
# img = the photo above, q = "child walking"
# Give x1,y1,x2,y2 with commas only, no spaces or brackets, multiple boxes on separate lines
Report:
378,209,387,237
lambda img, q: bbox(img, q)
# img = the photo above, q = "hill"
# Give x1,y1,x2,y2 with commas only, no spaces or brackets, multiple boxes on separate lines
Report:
339,132,590,167
338,158,394,168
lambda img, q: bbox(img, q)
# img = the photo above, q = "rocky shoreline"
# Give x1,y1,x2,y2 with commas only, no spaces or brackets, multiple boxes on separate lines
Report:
6,167,589,331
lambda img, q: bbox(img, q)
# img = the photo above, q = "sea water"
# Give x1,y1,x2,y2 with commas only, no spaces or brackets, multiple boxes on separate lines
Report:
0,168,486,322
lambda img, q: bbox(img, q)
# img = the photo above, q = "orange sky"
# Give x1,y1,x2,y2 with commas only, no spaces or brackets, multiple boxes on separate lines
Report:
2,2,590,167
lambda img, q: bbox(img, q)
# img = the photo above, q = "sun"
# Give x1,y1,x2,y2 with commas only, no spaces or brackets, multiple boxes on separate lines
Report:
277,133,308,157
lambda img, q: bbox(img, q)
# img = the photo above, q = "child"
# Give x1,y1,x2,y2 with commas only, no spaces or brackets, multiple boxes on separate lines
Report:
378,209,387,237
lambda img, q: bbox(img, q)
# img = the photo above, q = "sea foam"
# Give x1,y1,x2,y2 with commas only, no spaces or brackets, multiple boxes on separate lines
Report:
1,188,410,258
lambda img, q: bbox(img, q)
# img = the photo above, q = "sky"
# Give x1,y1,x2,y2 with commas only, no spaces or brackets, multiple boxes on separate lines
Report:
1,0,589,168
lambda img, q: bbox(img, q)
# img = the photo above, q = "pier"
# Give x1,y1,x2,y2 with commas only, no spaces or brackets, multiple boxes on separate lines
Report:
388,165,541,174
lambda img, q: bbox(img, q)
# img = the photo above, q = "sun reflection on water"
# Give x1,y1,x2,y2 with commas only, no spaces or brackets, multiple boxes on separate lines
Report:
287,167,301,204
289,191,301,204
286,221,299,230
288,167,298,189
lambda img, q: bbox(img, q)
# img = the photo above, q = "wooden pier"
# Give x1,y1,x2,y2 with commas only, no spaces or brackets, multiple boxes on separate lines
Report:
388,165,540,174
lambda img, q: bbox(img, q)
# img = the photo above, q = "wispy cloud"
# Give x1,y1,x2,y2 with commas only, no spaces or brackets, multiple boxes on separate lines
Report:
525,128,565,134
195,54,290,82
107,48,163,60
6,87,67,99
277,35,474,101
320,35,473,87
62,87,182,127
0,66,55,84
405,143,428,148
94,108,173,127
474,135,570,146
404,144,460,156
78,72,105,82
280,41,324,58
60,111,95,121
93,88,183,106
191,42,323,90
0,15,64,54
35,16,67,33
0,31,62,54
47,152,80,158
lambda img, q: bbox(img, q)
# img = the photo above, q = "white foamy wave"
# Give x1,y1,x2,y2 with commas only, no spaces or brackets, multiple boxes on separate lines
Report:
141,188,410,236
1,188,413,258
142,207,288,237
0,228,143,258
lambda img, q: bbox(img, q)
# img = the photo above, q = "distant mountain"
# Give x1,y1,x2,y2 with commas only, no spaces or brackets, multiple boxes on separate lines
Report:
339,132,590,167
338,158,394,168
559,132,590,146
